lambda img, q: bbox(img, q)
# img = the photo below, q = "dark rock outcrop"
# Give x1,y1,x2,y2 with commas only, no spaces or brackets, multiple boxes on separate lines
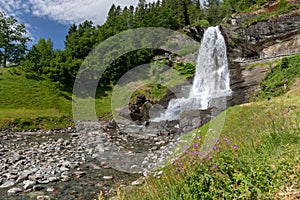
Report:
183,26,205,42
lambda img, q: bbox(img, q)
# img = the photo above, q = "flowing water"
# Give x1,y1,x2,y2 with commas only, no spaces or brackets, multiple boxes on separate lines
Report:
152,26,232,121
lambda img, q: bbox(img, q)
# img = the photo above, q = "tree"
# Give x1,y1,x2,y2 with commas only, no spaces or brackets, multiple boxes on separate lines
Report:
0,11,30,67
25,38,54,75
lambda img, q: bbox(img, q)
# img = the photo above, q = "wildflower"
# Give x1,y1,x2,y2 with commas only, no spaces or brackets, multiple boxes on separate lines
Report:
224,137,228,141
183,149,189,153
212,145,217,150
213,165,218,169
233,145,238,149
197,135,201,139
193,151,200,155
193,142,200,147
226,141,231,145
183,145,190,149
207,155,212,159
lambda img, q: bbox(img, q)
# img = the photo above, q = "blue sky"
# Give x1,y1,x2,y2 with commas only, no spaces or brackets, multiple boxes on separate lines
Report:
0,0,157,50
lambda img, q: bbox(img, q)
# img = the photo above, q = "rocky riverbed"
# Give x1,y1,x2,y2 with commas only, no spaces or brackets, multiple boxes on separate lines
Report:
0,120,185,200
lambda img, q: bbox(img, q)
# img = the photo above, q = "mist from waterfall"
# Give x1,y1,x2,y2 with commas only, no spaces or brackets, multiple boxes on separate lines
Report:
152,26,232,121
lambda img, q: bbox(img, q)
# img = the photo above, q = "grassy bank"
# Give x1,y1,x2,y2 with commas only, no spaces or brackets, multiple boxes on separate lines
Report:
0,67,112,130
124,82,300,199
0,67,72,130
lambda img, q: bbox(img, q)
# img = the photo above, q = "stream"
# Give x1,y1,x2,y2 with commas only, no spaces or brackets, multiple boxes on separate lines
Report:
0,121,180,200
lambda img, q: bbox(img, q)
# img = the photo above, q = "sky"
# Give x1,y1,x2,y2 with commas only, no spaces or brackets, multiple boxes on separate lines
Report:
0,0,157,50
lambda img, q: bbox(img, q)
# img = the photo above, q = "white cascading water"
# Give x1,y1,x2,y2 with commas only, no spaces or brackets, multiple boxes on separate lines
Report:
152,26,232,121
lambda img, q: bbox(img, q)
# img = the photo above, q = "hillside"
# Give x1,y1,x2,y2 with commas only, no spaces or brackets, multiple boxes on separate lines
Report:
124,78,300,200
0,68,72,130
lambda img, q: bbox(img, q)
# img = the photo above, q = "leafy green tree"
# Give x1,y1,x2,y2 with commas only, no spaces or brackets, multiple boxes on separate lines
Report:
0,11,30,67
24,38,54,75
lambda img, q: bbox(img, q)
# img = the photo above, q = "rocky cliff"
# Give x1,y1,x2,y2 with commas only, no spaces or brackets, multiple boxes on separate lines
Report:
221,8,300,105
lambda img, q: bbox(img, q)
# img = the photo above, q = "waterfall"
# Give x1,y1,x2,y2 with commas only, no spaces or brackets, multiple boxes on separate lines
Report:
152,26,231,121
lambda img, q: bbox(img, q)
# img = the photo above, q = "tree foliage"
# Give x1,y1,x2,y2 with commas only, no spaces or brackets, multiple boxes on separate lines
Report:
22,0,275,90
0,11,30,67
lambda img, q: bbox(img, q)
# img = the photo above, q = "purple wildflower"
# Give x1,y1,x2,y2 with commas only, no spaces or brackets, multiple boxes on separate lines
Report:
233,145,238,149
193,142,200,147
183,145,190,149
197,135,201,139
212,145,217,150
184,150,189,153
226,141,231,145
224,137,228,141
213,165,218,169
193,151,200,155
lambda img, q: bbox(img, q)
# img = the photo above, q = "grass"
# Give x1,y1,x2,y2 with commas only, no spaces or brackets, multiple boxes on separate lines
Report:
123,84,300,199
243,1,299,26
0,67,112,130
255,54,300,100
0,67,72,130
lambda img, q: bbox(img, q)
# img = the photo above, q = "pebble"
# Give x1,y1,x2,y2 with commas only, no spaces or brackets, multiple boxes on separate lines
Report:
103,176,113,180
7,187,22,195
33,185,44,191
0,180,15,188
48,177,58,182
23,180,36,190
37,195,51,200
131,179,144,186
74,171,86,177
46,187,54,192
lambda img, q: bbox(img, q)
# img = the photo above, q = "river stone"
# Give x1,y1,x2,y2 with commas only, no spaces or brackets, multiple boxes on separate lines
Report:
33,185,44,191
103,176,113,180
23,180,36,190
0,180,15,188
46,187,54,192
7,187,22,195
16,171,31,183
48,177,58,182
37,195,51,200
74,171,86,177
61,176,70,182
131,179,144,186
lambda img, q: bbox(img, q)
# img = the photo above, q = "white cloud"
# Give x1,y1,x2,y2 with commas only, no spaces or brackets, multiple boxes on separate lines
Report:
0,0,159,25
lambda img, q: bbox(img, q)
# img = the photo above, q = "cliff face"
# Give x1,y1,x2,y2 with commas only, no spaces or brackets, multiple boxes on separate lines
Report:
221,9,300,105
221,10,300,60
